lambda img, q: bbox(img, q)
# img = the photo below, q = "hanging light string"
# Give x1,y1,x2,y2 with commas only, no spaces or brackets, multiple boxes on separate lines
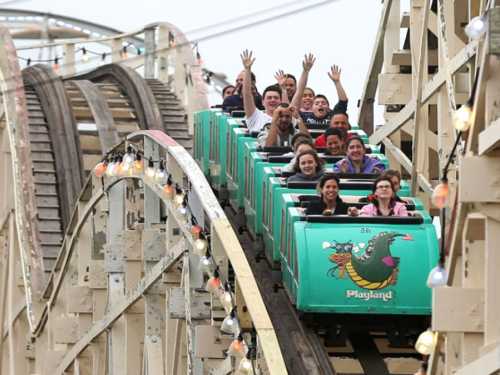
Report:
92,142,256,367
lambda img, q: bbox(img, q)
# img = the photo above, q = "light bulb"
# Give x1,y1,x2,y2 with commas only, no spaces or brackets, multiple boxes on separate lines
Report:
415,329,437,355
121,152,134,173
219,290,233,313
453,104,472,131
146,165,156,179
94,161,107,178
178,204,187,216
238,357,254,374
199,255,213,275
106,161,116,177
431,182,449,209
82,48,90,62
427,265,447,288
193,238,208,256
205,275,222,295
174,191,185,206
191,225,202,239
155,169,166,184
221,312,239,335
228,336,247,358
133,158,143,175
465,16,487,40
114,156,124,176
163,184,174,200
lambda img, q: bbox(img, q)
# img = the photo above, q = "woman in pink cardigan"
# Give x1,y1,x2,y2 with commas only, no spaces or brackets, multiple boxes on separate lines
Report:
348,176,408,217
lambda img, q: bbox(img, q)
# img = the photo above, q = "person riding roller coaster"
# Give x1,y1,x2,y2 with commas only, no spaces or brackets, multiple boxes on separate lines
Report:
287,149,324,183
333,137,385,174
348,176,408,217
240,50,316,133
256,104,309,147
305,174,349,215
300,65,348,128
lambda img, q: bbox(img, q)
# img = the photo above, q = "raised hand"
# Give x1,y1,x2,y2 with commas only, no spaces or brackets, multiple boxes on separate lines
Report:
302,53,316,73
240,49,255,70
328,65,342,82
289,106,299,119
274,69,286,87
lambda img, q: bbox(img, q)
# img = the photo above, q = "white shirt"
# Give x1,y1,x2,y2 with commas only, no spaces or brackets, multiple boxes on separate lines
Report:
246,110,272,133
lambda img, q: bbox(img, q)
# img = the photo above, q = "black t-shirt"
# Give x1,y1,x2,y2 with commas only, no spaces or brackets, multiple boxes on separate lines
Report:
222,94,264,112
300,100,348,128
305,198,349,215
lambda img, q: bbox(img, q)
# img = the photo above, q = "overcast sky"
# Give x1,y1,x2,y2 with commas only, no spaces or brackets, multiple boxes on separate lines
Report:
8,0,391,124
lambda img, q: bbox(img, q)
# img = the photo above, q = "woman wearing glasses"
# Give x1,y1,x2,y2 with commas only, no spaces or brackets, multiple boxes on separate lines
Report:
348,176,408,217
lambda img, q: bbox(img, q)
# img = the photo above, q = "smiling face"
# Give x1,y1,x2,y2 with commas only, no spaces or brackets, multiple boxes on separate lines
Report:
321,179,339,203
276,108,292,132
375,180,394,200
346,139,366,162
326,134,344,155
263,90,282,114
298,154,318,176
330,113,350,132
312,97,330,118
302,88,314,110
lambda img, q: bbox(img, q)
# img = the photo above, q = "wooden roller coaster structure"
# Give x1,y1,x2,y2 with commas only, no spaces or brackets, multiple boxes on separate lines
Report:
1,1,500,373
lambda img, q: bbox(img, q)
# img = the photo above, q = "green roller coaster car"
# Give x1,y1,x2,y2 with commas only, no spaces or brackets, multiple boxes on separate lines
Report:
282,209,438,315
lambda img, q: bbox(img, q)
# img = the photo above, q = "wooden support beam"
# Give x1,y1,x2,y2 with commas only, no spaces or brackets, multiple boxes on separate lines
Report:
370,40,478,145
454,345,500,375
459,156,500,203
54,241,185,374
432,287,484,332
357,0,393,134
478,118,500,155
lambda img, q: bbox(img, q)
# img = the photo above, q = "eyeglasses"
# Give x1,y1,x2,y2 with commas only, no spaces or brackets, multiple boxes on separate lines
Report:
376,184,392,190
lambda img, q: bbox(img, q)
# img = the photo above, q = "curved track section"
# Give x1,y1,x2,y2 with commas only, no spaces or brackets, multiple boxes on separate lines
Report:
77,64,163,130
22,65,83,273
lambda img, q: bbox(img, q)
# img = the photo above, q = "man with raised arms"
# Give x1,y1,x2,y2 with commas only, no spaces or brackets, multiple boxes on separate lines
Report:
241,50,316,133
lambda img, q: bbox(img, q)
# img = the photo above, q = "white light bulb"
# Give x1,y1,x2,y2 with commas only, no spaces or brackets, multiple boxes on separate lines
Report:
106,162,116,177
238,357,254,374
174,192,184,206
178,205,187,216
199,255,213,274
465,16,487,40
453,104,472,131
221,314,239,335
427,265,447,288
220,290,233,313
145,166,156,179
415,329,437,355
194,238,208,256
121,153,134,172
155,169,166,183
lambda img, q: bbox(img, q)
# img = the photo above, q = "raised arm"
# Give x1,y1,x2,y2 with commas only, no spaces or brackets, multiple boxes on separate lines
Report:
290,53,316,109
328,65,348,102
290,106,309,135
241,50,257,118
274,70,289,104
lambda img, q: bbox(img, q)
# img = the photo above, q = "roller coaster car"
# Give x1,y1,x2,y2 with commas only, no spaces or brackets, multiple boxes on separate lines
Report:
280,206,438,317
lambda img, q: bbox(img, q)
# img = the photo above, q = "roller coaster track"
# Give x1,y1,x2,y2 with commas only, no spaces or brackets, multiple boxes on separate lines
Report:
0,21,415,374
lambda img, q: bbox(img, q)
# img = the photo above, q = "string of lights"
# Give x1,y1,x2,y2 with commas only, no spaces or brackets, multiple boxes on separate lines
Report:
92,142,257,372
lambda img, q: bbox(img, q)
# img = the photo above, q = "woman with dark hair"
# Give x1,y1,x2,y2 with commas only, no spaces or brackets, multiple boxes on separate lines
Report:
305,174,349,215
348,176,408,217
222,85,236,99
287,149,324,183
333,137,385,174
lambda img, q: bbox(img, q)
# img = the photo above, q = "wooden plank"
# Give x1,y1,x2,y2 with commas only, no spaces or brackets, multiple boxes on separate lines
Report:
454,346,500,375
485,216,500,347
479,117,500,155
54,242,185,374
432,287,484,332
72,80,120,154
459,156,500,203
357,0,393,134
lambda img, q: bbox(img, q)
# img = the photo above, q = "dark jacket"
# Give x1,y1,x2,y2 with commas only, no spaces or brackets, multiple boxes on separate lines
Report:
287,172,323,183
305,198,349,215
